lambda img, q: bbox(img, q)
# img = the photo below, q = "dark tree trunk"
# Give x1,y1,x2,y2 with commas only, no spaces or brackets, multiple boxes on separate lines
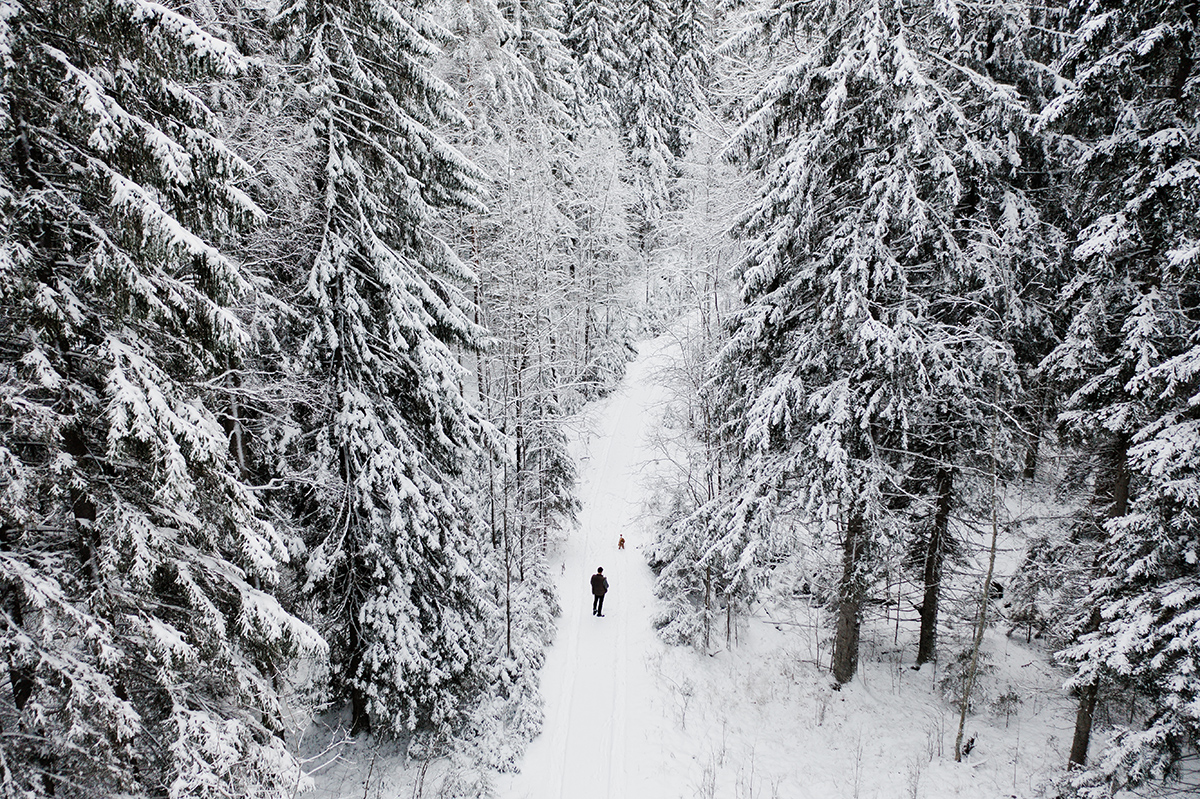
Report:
0,527,34,712
832,510,866,684
348,606,370,735
703,565,711,651
350,688,370,736
916,467,952,666
515,348,528,582
1022,381,1049,481
1068,434,1131,767
1108,449,1131,524
1068,608,1103,768
1022,433,1041,480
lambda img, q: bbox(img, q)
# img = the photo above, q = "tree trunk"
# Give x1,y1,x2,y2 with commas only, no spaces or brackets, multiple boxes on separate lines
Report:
704,565,711,651
348,605,370,735
504,456,513,659
916,466,952,666
726,595,732,648
1068,433,1131,767
1068,608,1103,768
1022,386,1044,480
1069,682,1101,767
1023,431,1041,480
832,510,866,684
955,498,1000,761
514,347,528,581
955,410,1001,762
505,522,513,659
1108,446,1131,524
226,366,249,479
350,687,370,736
0,527,34,712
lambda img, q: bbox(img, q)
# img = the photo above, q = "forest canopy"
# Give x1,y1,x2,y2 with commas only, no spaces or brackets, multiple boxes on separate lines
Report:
0,0,1197,795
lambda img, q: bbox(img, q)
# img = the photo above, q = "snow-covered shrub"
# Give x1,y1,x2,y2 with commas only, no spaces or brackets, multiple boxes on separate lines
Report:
1005,533,1094,649
991,687,1023,727
578,327,639,401
434,754,495,799
937,649,995,711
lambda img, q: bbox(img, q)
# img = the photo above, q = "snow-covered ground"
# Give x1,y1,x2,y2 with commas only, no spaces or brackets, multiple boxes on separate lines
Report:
308,333,1086,798
493,333,680,799
497,334,1079,799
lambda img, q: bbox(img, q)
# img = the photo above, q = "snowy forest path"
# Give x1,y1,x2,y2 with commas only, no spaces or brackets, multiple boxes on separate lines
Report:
496,335,679,799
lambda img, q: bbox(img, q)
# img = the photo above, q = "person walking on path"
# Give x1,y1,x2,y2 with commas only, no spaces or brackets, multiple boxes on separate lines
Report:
591,567,608,616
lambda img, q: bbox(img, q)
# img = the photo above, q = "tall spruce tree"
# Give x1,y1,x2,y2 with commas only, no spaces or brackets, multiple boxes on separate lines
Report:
667,0,711,156
0,0,323,795
1042,0,1200,783
276,0,496,737
566,0,624,119
619,0,679,243
450,0,575,132
719,0,1049,683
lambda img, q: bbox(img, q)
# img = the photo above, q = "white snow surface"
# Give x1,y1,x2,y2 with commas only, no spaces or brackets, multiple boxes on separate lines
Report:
308,332,1091,798
497,333,1078,799
494,334,679,799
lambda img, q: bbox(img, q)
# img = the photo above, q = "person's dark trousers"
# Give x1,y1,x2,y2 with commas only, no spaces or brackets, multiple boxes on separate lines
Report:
593,594,605,616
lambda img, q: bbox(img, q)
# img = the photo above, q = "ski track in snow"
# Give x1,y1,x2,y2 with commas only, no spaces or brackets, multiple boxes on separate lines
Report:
497,336,676,799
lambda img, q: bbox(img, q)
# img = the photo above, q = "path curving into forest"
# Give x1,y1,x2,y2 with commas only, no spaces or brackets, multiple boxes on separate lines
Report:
495,335,678,799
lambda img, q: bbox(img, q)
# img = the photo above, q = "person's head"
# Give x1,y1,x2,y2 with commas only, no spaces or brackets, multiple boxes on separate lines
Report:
597,567,603,573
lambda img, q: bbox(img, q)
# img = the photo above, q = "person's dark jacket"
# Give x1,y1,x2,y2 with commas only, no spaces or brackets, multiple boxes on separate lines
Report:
590,573,608,596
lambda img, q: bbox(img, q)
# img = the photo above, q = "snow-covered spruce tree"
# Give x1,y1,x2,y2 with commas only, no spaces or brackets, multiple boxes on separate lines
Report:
559,0,637,380
200,3,327,493
1039,0,1200,783
618,0,680,248
555,125,638,397
0,1,325,795
651,488,742,650
565,0,624,119
903,130,1063,670
275,0,496,737
667,0,711,157
447,0,576,133
444,0,635,407
649,315,747,651
717,0,1052,683
444,0,584,569
504,0,578,112
469,144,583,568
